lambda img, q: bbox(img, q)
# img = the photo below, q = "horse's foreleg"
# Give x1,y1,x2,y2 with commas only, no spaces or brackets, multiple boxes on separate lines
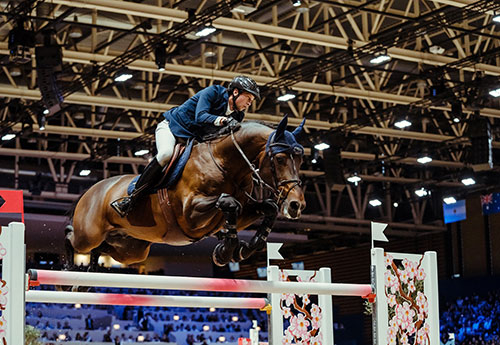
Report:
212,193,242,266
233,199,279,262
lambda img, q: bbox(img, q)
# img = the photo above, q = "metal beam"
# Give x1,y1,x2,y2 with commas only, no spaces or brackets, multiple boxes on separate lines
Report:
47,0,500,76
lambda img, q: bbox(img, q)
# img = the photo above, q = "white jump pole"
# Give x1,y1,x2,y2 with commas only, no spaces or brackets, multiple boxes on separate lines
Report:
29,269,373,297
26,290,268,309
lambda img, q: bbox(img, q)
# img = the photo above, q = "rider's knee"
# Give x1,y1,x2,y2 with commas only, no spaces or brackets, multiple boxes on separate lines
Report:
156,150,173,167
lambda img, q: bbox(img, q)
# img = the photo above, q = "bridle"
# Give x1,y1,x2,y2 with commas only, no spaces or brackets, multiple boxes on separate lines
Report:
208,128,303,205
266,140,303,205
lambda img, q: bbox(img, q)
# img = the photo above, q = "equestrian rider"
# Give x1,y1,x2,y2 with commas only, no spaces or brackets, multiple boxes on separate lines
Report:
111,75,261,217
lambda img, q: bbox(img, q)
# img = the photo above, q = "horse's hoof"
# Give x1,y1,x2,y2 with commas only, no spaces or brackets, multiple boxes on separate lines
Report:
212,243,229,267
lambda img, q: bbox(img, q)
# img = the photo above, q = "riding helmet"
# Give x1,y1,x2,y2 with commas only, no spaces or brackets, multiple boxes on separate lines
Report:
228,75,260,101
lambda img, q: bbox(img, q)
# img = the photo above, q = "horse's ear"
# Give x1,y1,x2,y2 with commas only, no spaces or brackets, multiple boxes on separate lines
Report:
274,115,288,141
292,118,306,137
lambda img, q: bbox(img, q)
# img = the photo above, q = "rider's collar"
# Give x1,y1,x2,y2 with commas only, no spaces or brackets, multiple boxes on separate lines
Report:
266,131,305,156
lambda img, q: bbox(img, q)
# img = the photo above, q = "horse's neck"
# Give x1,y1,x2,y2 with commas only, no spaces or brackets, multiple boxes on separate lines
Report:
218,126,269,178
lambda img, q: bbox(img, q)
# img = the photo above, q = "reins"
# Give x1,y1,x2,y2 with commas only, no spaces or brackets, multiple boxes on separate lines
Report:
207,127,302,205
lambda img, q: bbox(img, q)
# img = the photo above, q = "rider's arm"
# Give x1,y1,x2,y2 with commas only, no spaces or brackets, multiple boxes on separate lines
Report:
194,86,225,125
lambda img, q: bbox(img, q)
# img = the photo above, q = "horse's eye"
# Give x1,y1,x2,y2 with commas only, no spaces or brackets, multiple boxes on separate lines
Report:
276,155,286,164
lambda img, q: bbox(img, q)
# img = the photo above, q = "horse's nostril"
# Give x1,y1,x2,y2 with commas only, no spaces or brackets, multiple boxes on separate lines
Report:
290,201,300,211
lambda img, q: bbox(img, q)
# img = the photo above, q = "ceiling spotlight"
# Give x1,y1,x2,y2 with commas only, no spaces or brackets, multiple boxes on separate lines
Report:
155,44,166,72
370,51,391,65
369,198,382,207
394,119,411,129
291,0,301,6
429,45,445,55
277,92,296,102
10,66,22,77
461,177,476,186
195,25,216,37
417,154,432,164
347,173,361,184
134,149,149,156
314,142,330,151
453,117,460,123
493,13,500,23
443,196,457,205
43,108,50,115
79,169,91,177
414,187,429,198
1,133,15,141
114,68,133,82
393,202,399,208
37,114,46,131
231,2,258,15
489,88,500,97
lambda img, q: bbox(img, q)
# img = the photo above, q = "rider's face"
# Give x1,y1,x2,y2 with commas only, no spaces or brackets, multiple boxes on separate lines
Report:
231,90,255,112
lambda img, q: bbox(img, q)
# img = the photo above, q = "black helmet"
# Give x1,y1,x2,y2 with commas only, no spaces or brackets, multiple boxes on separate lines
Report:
228,75,260,101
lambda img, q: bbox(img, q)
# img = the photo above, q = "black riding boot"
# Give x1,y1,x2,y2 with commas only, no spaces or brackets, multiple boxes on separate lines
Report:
111,158,163,217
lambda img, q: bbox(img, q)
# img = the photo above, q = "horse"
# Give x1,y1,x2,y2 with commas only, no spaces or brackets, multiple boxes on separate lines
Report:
64,115,306,270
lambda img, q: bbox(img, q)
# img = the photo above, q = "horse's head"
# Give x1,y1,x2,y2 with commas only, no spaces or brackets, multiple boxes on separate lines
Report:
264,116,306,219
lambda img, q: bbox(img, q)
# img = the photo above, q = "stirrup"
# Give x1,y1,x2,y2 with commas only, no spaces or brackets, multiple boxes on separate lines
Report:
110,197,132,217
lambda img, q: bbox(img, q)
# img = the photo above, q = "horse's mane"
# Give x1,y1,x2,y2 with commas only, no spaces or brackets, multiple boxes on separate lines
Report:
237,121,273,144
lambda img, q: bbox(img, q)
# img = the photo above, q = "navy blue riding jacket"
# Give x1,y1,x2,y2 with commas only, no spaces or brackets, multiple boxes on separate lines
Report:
162,85,244,139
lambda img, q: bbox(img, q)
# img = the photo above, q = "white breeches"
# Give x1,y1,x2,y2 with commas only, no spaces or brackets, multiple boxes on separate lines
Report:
155,120,176,167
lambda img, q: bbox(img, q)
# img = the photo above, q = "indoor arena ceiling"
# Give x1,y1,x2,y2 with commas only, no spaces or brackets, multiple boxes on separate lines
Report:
1,0,500,249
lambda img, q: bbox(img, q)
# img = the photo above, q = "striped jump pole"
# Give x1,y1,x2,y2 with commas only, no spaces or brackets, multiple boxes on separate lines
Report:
26,290,268,309
28,269,373,297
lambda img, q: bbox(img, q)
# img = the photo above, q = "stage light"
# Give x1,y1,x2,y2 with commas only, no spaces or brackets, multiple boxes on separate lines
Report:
195,25,216,37
443,196,457,205
79,169,91,177
314,142,330,151
417,154,432,164
277,92,296,102
291,0,301,6
37,114,46,131
393,202,399,208
369,198,382,207
453,117,460,123
231,1,258,15
429,45,445,54
493,13,500,23
134,149,149,156
114,69,133,82
414,187,428,197
461,177,476,186
370,51,391,65
347,173,361,184
155,44,166,71
394,119,411,129
489,88,500,97
1,134,15,141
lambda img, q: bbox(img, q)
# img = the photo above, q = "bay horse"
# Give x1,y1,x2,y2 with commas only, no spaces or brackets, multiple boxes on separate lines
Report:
64,116,306,269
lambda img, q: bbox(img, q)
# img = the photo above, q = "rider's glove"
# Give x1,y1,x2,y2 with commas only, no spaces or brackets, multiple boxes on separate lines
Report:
214,116,228,126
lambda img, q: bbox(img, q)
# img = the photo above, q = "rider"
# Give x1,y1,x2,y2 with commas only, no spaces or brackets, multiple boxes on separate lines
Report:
111,75,261,217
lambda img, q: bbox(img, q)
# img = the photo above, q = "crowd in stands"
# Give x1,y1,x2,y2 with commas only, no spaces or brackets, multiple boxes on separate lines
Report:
440,290,500,345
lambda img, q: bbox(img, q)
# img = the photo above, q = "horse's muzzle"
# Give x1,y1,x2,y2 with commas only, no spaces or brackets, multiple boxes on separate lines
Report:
281,200,304,219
